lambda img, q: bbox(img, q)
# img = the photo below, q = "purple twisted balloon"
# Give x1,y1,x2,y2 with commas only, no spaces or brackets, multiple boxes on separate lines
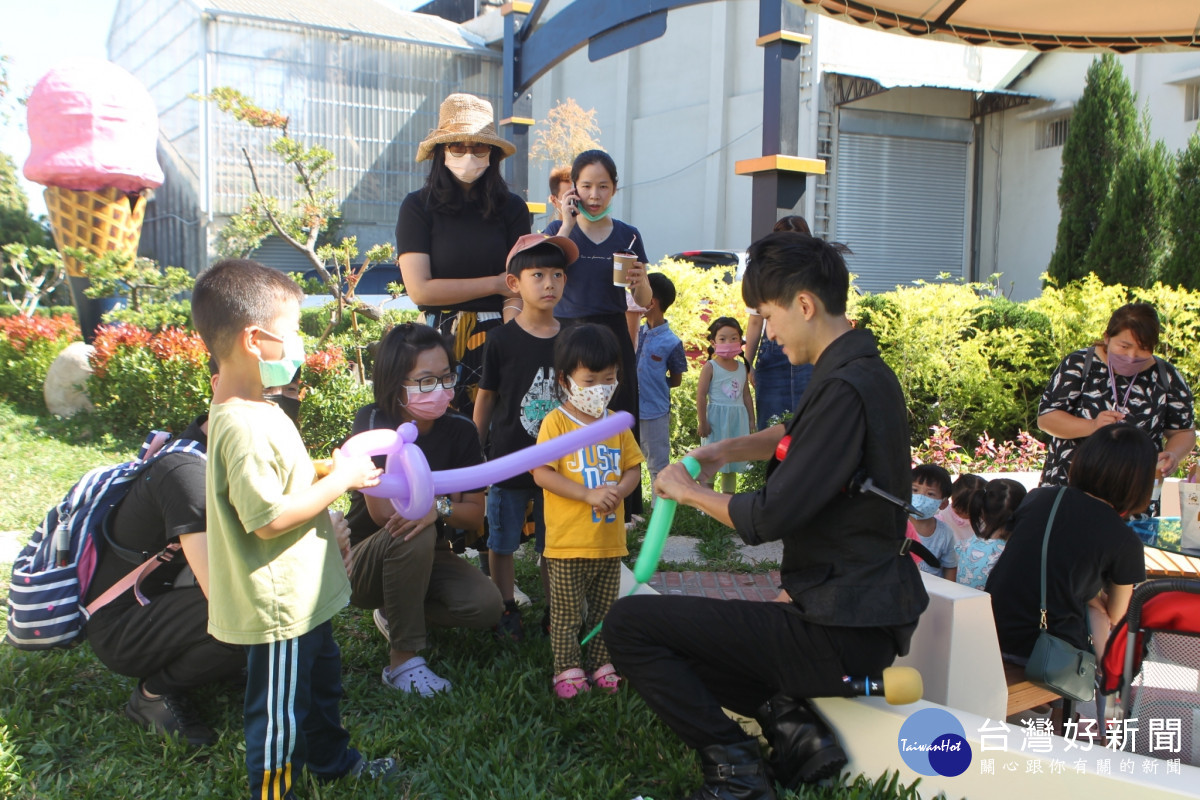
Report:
341,411,634,519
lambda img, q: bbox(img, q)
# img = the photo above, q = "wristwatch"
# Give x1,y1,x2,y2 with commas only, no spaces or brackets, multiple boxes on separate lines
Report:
435,495,453,520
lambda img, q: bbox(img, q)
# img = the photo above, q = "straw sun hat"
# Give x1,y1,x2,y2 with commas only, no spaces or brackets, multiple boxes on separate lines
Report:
416,93,516,163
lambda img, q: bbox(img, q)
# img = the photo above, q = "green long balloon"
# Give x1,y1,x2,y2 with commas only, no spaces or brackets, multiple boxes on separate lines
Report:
633,455,701,583
579,456,701,646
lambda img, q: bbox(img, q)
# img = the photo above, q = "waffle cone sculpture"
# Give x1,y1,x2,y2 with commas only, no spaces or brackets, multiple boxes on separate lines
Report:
24,59,163,341
43,186,147,279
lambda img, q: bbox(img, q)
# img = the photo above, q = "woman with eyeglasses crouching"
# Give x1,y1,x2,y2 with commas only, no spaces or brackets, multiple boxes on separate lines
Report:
396,93,531,419
343,323,504,697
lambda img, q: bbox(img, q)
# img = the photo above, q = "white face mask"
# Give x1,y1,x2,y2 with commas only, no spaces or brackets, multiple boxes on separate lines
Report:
445,152,489,184
566,377,617,418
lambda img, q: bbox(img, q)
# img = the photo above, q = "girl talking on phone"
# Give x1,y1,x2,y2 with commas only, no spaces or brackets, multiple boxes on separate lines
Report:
544,150,651,518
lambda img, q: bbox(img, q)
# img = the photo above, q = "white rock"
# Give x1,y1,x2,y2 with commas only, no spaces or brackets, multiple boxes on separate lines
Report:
43,341,95,417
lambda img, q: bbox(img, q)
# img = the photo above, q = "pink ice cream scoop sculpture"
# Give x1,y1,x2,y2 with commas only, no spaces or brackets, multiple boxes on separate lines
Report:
341,411,634,519
23,59,163,192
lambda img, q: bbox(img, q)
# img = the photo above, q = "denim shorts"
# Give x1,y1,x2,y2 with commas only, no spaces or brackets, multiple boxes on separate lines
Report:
486,485,545,555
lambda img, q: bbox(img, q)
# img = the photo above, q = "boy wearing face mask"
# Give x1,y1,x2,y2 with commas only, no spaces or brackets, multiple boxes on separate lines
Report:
192,259,396,798
909,464,958,582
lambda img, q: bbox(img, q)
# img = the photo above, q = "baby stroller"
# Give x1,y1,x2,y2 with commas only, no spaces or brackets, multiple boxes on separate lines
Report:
1101,578,1200,766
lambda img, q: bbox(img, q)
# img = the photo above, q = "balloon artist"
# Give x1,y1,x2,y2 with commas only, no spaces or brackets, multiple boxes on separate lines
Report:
603,233,930,800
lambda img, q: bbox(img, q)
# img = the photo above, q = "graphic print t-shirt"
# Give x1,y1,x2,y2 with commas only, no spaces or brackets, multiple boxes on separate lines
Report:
479,319,559,489
537,407,643,559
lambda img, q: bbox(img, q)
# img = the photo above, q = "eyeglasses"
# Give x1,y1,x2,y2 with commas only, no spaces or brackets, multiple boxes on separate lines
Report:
404,372,459,393
445,142,493,158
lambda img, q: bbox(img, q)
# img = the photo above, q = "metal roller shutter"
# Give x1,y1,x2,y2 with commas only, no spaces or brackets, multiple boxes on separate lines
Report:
835,128,969,294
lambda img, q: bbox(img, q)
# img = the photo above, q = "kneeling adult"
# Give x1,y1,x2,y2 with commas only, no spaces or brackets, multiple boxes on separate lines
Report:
84,413,245,746
604,233,929,799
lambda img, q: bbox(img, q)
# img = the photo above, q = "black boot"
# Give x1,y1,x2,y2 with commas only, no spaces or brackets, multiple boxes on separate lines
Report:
755,695,847,789
683,739,777,800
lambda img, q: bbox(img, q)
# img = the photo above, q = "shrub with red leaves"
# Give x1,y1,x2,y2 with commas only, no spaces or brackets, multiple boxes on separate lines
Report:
0,313,81,408
88,323,211,432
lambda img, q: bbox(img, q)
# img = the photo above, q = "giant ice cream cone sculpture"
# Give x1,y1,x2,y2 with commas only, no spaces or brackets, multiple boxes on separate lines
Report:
24,59,163,342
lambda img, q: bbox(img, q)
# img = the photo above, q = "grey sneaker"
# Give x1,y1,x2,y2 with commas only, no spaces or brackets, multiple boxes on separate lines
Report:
124,685,215,747
349,755,399,781
373,607,390,640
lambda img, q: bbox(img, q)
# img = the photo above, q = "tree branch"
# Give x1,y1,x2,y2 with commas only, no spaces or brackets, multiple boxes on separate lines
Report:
242,147,322,272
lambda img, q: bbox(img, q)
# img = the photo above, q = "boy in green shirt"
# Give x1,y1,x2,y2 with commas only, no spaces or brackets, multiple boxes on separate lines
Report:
192,258,395,799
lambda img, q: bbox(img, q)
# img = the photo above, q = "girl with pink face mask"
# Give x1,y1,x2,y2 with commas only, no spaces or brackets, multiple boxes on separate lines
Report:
396,93,531,420
342,323,503,697
1037,302,1195,516
697,317,756,494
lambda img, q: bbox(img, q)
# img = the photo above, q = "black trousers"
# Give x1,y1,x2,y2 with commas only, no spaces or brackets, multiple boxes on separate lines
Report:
603,594,909,750
86,587,245,696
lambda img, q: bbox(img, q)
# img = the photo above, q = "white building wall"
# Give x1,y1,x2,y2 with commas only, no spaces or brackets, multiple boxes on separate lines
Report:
529,0,764,259
981,50,1200,301
528,4,1200,298
529,2,1028,268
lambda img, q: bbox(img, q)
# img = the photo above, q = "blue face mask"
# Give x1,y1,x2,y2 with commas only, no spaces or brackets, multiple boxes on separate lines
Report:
257,330,306,388
909,493,942,521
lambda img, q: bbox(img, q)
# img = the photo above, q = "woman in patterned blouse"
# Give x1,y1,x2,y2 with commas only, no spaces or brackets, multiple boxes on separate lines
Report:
1037,303,1195,509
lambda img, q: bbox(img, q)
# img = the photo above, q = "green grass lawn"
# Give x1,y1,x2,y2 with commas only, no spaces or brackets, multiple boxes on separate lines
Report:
0,402,922,800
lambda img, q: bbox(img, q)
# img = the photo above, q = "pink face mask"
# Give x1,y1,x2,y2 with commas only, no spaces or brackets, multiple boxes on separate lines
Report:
1108,352,1155,377
445,153,489,184
404,387,453,420
714,343,742,359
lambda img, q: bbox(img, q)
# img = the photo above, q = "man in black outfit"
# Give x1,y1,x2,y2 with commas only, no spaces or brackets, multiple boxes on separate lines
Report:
604,233,929,800
83,412,244,746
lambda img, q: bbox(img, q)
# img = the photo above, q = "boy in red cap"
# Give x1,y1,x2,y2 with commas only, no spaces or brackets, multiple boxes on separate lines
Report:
474,233,578,640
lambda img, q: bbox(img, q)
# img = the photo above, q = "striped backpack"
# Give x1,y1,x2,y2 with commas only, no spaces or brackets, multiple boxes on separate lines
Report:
6,431,205,650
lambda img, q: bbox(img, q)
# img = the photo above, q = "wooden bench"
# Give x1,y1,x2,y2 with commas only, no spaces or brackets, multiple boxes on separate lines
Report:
1003,660,1061,718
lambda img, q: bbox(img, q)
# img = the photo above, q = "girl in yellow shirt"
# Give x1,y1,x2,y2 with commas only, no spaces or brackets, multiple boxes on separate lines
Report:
533,324,644,698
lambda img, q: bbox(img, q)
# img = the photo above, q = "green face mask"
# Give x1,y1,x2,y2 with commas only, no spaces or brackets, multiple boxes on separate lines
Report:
258,331,306,388
576,203,612,222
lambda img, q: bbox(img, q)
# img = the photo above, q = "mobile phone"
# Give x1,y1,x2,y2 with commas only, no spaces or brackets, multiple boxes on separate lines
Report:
568,185,578,217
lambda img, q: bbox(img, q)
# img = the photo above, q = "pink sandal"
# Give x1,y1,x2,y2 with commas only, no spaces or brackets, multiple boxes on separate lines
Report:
553,668,590,699
591,664,621,693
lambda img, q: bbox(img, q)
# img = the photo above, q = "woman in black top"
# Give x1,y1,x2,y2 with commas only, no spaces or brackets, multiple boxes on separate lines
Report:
987,424,1151,664
396,93,531,417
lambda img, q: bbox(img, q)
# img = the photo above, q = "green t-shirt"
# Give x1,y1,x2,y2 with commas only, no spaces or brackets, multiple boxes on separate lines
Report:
205,401,350,645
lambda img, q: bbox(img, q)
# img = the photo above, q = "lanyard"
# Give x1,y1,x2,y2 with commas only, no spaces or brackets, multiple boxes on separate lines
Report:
1108,361,1136,413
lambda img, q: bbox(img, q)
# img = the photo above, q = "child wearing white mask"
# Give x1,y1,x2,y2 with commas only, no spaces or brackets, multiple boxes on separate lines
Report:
909,464,959,582
533,324,644,699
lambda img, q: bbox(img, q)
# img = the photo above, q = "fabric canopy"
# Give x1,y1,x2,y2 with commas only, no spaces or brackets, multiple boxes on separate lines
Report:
793,0,1200,52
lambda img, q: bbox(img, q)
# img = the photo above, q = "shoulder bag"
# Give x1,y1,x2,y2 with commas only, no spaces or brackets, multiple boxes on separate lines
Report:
1024,487,1097,702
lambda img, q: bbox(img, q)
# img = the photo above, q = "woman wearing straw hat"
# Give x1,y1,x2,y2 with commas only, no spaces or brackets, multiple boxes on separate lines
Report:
397,92,531,418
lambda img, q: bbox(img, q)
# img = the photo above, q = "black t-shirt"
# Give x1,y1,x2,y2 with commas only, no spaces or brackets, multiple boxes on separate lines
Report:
987,486,1146,657
344,405,485,545
395,188,531,313
84,418,208,616
478,320,560,489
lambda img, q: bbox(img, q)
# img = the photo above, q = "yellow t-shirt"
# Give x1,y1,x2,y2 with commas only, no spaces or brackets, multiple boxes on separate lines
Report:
205,401,351,645
537,407,644,559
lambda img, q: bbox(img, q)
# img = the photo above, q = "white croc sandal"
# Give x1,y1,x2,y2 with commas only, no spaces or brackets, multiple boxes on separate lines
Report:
382,656,451,697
